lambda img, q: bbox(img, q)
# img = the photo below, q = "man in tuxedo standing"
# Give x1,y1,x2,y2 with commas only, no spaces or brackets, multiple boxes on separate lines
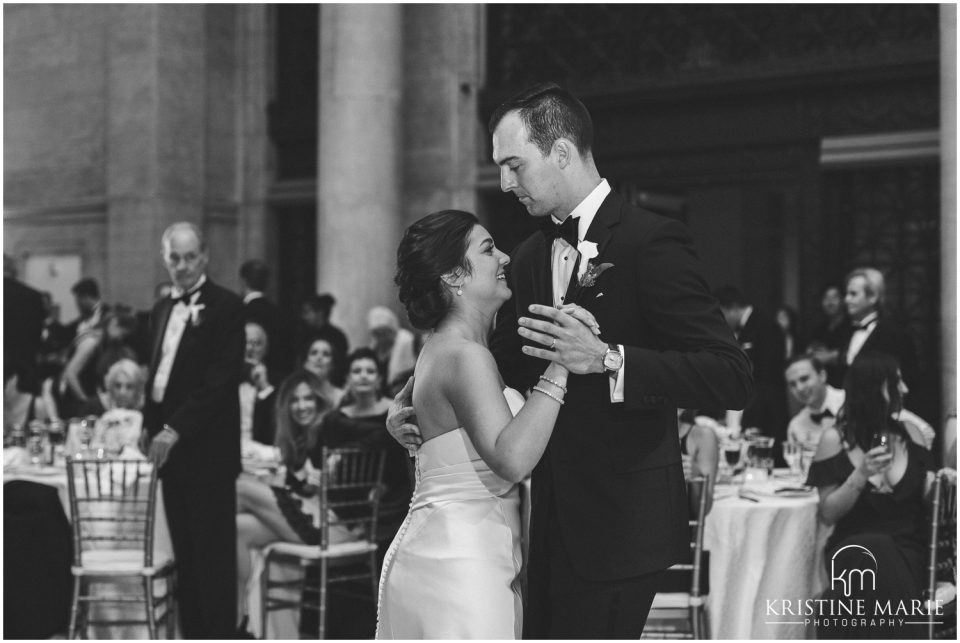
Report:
841,267,919,396
716,285,790,457
389,84,752,638
145,222,244,638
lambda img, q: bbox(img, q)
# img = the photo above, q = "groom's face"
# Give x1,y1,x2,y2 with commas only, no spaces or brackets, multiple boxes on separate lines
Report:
492,111,562,218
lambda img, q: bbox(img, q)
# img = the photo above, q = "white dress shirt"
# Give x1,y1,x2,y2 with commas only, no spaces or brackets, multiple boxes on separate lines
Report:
151,275,207,403
548,179,624,403
846,311,879,364
788,385,845,447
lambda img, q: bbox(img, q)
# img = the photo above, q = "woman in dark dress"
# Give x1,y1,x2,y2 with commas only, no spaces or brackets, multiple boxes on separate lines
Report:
807,351,946,639
320,349,413,535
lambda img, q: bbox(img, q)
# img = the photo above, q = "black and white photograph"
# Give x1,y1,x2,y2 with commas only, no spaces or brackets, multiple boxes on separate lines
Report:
3,2,956,640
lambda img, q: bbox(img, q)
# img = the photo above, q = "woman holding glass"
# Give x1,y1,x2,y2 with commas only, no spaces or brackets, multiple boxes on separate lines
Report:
807,351,948,639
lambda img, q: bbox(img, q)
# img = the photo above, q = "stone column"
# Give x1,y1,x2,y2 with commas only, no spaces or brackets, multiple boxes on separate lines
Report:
237,4,273,272
316,4,403,348
941,4,957,420
105,4,206,309
402,4,484,227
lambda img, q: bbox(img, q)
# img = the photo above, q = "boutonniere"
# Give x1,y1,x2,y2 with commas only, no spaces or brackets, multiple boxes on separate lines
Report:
185,293,205,327
578,260,614,289
575,240,599,280
188,302,205,327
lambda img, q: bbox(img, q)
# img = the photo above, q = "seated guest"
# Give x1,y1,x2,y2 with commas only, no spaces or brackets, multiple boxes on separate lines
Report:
75,358,146,453
240,321,277,447
807,351,945,639
320,348,413,519
300,293,349,387
4,360,52,440
300,334,345,408
59,308,137,417
367,306,417,394
677,409,718,515
234,370,348,636
785,354,844,449
76,358,145,415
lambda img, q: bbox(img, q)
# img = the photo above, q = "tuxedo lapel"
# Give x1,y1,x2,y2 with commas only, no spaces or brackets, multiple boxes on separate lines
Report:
565,192,620,304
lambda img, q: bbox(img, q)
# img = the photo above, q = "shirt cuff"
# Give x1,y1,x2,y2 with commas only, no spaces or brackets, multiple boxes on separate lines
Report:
257,385,275,400
609,344,625,403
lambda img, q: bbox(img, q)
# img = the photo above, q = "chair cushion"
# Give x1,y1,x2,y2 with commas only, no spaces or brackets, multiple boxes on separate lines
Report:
264,539,377,560
74,548,174,575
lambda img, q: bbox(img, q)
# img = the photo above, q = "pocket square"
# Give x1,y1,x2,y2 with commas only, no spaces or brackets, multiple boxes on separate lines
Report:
595,292,604,298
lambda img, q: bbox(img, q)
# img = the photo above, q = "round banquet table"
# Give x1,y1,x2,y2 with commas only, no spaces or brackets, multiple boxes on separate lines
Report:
704,480,832,639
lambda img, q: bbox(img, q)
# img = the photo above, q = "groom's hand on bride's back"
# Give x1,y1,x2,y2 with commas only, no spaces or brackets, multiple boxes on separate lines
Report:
387,376,422,452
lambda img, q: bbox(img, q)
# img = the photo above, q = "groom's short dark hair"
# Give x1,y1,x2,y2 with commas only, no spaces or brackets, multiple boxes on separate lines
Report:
488,82,594,157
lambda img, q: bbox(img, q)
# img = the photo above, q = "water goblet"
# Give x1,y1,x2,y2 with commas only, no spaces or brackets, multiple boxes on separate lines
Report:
782,440,803,477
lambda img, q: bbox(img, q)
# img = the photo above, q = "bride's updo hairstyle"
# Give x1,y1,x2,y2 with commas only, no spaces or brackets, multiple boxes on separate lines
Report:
395,209,478,330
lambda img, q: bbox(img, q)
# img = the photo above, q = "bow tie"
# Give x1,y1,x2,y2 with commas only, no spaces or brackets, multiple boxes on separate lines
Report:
810,408,834,424
541,215,579,247
170,290,199,306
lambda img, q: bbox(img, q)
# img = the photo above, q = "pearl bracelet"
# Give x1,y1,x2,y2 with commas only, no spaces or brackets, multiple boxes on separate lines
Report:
538,375,568,394
533,385,564,405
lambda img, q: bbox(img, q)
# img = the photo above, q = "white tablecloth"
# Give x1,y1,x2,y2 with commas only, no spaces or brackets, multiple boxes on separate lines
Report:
705,483,831,639
4,459,174,639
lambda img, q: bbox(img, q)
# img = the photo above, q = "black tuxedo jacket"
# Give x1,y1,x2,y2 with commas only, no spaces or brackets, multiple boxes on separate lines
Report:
145,279,245,484
842,316,919,391
738,309,785,385
491,191,753,581
738,309,789,439
4,277,46,393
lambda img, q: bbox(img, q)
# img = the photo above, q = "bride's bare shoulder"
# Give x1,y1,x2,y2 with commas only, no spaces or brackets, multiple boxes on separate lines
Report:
418,337,497,381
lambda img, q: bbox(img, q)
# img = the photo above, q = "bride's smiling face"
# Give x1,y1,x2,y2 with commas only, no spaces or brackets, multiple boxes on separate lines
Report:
457,225,510,305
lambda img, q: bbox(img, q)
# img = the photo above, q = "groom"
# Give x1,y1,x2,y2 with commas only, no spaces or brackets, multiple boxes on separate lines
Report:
391,83,753,638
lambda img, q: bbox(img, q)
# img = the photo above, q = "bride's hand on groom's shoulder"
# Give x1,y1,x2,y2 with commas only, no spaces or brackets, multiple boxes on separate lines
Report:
387,376,422,452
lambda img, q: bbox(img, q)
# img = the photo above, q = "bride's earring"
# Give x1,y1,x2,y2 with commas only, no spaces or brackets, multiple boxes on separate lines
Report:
456,286,463,296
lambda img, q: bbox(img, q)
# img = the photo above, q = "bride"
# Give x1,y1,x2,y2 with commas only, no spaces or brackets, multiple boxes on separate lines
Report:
377,210,591,639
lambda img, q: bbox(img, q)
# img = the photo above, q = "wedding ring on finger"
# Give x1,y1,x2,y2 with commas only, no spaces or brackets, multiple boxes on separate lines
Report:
551,337,557,349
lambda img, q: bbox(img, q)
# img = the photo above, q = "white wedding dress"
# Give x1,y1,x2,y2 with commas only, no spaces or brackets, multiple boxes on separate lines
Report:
376,388,525,639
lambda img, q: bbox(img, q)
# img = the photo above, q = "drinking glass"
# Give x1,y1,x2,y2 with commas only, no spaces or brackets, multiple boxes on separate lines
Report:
27,420,46,465
782,441,803,476
869,430,893,493
800,447,816,479
751,436,775,474
723,439,743,472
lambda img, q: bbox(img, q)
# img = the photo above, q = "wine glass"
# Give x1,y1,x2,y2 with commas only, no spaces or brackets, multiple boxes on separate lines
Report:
723,438,743,476
869,430,893,493
782,440,802,477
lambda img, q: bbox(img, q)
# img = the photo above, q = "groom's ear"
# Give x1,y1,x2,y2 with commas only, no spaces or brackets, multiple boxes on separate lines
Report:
554,138,574,169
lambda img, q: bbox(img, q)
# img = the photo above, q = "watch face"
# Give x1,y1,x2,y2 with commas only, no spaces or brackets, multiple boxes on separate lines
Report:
604,350,623,371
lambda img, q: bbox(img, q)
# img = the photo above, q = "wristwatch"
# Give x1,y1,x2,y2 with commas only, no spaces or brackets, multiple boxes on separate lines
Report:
601,344,624,375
